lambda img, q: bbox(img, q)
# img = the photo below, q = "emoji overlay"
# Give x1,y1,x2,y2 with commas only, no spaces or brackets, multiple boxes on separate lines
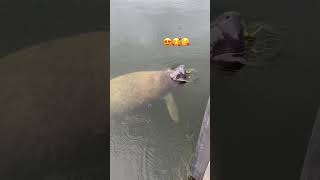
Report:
163,37,190,47
163,38,172,46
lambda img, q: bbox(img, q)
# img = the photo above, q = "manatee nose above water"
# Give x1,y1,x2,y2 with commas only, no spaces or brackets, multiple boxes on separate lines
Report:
169,65,187,82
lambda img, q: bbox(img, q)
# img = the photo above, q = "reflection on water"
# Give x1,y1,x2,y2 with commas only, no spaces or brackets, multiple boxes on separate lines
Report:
110,0,209,179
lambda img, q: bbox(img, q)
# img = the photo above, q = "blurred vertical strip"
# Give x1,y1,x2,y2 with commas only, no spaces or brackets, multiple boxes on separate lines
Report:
300,106,320,180
189,97,210,180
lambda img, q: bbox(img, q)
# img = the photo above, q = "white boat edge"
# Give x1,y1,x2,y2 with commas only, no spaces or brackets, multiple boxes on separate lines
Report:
203,161,210,180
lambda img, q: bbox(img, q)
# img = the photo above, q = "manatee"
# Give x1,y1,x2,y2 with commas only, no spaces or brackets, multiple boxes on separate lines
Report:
211,11,246,69
0,32,108,179
110,65,188,123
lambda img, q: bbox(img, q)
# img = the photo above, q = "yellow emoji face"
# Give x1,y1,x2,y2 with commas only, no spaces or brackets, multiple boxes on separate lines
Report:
163,38,172,46
181,37,190,46
172,38,181,46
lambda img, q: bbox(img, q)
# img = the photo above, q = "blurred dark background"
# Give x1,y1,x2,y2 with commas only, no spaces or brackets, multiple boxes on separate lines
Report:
211,0,320,180
0,1,109,179
0,0,108,57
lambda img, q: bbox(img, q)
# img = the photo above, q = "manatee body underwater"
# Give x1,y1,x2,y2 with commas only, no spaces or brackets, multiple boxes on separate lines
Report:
0,32,108,179
211,11,246,70
110,65,189,123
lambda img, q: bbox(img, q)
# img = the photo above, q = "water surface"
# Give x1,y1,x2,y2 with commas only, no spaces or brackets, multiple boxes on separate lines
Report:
110,0,210,179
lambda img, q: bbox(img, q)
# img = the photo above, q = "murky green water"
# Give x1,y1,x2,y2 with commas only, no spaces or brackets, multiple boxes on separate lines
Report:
110,0,210,179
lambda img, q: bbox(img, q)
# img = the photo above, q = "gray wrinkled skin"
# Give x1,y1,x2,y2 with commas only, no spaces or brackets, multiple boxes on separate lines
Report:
211,11,246,66
169,65,187,82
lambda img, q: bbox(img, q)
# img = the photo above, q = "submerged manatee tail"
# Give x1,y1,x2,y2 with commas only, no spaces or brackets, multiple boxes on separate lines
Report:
163,93,179,123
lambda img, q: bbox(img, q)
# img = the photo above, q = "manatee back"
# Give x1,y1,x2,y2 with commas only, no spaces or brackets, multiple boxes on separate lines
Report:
110,70,174,115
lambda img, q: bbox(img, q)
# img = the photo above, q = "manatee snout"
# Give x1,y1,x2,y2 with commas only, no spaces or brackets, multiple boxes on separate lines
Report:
169,65,188,83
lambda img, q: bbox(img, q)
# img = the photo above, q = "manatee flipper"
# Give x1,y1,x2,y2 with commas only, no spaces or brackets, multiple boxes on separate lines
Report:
163,93,179,123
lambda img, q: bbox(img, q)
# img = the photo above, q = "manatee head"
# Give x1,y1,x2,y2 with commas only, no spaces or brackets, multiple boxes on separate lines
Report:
169,65,188,83
213,11,244,41
211,11,247,69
